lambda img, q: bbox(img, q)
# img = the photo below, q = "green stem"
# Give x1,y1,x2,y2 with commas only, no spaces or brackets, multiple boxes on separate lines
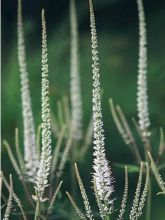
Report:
143,135,152,220
21,177,35,208
71,140,77,198
143,135,151,157
104,216,110,220
34,199,40,220
146,172,152,220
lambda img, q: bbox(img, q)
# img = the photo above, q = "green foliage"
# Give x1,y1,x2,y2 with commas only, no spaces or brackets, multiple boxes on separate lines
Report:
1,0,165,219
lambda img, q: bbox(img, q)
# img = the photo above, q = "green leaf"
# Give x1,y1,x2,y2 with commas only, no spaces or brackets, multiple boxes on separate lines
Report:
114,163,140,173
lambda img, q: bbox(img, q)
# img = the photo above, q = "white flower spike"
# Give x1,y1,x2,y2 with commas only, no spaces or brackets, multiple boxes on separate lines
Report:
70,0,83,141
89,0,114,216
137,0,150,137
17,0,39,181
35,9,52,200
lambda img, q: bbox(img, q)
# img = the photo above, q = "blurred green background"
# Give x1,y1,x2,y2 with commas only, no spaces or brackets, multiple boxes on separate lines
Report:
2,0,165,219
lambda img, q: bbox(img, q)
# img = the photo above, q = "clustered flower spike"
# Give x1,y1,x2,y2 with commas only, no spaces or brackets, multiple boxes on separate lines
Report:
70,0,83,140
89,0,114,216
3,175,13,220
17,0,39,181
136,0,150,137
35,9,52,200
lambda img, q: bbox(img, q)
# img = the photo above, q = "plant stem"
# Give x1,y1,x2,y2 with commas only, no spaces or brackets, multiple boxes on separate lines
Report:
21,177,35,208
144,138,152,220
71,140,77,198
143,136,151,157
140,133,152,220
146,171,152,220
104,216,110,220
34,199,40,220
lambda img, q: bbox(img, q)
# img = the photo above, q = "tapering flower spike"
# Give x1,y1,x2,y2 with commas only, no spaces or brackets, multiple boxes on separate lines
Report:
70,0,83,141
3,175,13,220
17,0,39,181
35,10,52,200
136,0,150,137
89,0,114,216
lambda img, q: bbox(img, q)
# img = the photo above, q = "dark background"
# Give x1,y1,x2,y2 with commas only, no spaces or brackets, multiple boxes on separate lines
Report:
2,0,165,219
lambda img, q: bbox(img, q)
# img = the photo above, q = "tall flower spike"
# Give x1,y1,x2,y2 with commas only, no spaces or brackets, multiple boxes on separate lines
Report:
89,0,114,216
136,0,150,137
17,0,39,180
129,162,143,220
3,175,13,220
74,163,93,220
148,152,165,193
137,163,149,218
117,166,128,220
70,0,83,140
35,10,52,200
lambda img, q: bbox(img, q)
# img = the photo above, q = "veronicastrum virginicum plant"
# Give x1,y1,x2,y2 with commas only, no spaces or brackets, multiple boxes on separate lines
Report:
67,162,149,220
109,0,165,219
34,10,54,215
52,0,93,154
18,0,39,182
46,3,93,195
2,0,164,219
2,0,72,219
66,0,150,220
49,0,94,203
89,0,114,215
2,0,92,218
70,0,83,141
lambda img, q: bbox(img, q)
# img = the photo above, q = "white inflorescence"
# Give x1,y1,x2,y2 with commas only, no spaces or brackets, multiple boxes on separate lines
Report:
35,10,52,200
137,0,150,137
89,0,114,215
70,0,83,140
3,175,13,220
17,0,39,180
